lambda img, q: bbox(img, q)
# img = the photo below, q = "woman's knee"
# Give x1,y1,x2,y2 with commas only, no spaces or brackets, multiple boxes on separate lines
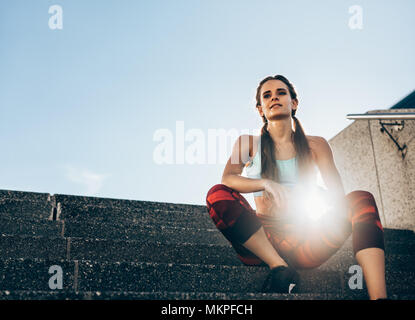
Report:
346,190,376,203
346,190,380,215
206,184,235,209
346,190,379,212
346,189,384,234
205,183,239,225
207,184,232,198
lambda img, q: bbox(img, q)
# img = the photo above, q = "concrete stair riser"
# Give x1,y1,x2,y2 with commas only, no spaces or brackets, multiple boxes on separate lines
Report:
0,235,67,260
0,190,206,213
61,222,415,252
0,259,345,293
63,222,228,245
0,199,53,221
1,235,414,273
2,198,414,245
54,194,206,215
0,217,63,238
0,190,50,202
58,206,213,229
0,290,378,300
0,201,213,229
0,260,75,291
1,211,414,249
0,259,414,295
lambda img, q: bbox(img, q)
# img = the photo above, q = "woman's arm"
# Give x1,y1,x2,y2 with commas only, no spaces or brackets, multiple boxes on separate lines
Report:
221,135,266,193
311,136,348,208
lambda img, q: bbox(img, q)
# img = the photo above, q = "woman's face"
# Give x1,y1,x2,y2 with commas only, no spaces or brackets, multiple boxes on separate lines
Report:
257,79,298,121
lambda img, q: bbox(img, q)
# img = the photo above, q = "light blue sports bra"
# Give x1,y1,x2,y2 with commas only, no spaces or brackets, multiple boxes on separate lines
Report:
245,137,299,197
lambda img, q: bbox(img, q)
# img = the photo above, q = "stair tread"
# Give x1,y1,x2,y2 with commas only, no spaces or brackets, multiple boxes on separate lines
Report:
1,234,414,271
0,217,62,237
0,190,50,202
0,290,367,300
1,234,414,274
3,213,413,246
0,290,413,300
1,258,414,294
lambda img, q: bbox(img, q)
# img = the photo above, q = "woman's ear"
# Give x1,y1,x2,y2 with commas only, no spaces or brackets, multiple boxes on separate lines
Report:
256,105,264,117
292,98,299,112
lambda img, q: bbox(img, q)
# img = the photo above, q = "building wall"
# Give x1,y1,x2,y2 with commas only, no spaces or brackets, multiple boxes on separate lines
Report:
329,109,415,231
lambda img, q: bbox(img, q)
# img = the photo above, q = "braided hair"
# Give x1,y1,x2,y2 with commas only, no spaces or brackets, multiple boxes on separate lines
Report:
255,75,313,182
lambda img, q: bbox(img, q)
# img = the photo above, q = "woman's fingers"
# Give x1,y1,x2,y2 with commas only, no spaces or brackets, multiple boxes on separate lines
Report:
264,190,274,202
264,190,269,199
278,186,289,210
277,192,283,206
263,182,291,210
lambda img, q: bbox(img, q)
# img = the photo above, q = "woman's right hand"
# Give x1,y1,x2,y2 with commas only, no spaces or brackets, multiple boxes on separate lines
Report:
262,179,290,212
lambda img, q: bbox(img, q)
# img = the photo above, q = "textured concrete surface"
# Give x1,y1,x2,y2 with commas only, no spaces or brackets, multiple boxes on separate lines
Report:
0,198,53,221
1,234,414,273
0,259,74,290
63,222,228,244
1,188,414,300
67,238,240,265
0,190,50,202
57,205,215,229
54,193,206,216
0,216,62,237
59,260,343,293
1,258,413,296
329,108,415,231
61,220,415,245
0,235,66,260
0,291,376,300
2,290,415,300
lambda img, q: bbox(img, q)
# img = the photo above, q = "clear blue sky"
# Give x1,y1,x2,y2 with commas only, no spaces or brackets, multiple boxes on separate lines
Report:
1,0,414,207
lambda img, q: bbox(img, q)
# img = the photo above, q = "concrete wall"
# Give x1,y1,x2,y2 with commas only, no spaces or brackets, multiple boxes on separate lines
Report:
329,108,415,231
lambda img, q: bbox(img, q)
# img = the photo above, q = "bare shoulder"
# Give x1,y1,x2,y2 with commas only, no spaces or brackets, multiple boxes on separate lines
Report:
235,134,259,159
251,135,261,158
306,135,329,147
236,134,261,161
306,135,332,160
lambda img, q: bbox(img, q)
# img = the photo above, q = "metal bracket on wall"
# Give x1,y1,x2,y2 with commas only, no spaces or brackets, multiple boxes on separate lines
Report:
379,120,408,159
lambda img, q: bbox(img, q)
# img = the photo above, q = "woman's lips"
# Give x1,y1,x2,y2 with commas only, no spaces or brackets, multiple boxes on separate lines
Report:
271,103,282,109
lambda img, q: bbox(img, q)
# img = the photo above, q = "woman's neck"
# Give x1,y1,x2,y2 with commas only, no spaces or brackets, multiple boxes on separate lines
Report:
267,119,294,145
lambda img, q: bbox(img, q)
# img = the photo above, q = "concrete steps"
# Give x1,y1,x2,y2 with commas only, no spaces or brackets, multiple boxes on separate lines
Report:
0,216,62,238
1,258,414,295
3,290,415,300
1,234,414,271
1,189,414,300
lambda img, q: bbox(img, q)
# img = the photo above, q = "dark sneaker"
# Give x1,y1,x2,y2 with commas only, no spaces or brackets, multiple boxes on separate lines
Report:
262,265,300,294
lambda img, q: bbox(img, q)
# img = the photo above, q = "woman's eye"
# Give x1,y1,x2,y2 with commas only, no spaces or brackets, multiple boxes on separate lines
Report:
264,94,270,98
279,92,286,95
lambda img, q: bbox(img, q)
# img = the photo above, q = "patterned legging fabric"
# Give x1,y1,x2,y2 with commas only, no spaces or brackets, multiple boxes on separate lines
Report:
206,184,385,269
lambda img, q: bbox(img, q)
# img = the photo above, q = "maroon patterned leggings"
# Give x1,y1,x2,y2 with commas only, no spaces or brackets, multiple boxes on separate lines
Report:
206,184,384,269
